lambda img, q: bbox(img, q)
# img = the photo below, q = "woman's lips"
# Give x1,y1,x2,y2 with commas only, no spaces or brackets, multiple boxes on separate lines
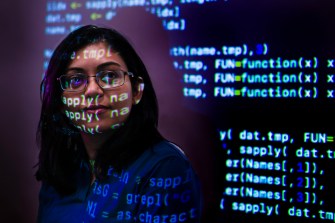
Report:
84,106,108,114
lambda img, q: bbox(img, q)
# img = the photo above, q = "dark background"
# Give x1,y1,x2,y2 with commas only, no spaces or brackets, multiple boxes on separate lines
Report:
0,0,44,222
2,0,335,222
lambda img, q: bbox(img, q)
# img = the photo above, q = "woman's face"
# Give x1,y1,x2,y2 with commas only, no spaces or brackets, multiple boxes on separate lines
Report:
60,42,143,134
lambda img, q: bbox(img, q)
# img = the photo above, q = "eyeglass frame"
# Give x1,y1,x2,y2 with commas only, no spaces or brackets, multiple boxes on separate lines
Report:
57,70,135,92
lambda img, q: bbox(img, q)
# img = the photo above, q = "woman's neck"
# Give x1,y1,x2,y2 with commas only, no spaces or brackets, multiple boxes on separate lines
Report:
80,131,113,160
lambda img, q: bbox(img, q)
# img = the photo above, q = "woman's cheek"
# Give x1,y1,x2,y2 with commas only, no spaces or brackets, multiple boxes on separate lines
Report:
61,92,133,134
62,93,86,120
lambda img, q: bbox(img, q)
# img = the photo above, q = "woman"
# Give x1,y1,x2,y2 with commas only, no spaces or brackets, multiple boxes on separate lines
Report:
36,25,202,222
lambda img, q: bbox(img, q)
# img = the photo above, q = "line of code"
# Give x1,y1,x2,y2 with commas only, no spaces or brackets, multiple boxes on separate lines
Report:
218,127,335,222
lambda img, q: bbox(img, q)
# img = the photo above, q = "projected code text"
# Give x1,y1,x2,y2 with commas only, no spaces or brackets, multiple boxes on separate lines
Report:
219,128,335,221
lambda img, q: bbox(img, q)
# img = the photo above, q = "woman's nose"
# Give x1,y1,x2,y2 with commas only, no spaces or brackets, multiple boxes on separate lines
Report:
84,76,103,98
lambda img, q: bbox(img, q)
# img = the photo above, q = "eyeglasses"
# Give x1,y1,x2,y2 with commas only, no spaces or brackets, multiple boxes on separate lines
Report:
57,70,134,92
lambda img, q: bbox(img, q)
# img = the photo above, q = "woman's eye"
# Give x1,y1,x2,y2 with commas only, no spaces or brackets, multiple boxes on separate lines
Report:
101,71,118,83
69,76,85,88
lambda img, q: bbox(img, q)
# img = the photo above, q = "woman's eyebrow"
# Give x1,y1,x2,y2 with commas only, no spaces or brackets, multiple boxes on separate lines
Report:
65,67,84,73
97,61,121,70
65,62,122,73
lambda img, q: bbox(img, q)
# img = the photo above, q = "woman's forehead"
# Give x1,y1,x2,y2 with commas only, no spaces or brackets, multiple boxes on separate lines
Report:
66,42,128,71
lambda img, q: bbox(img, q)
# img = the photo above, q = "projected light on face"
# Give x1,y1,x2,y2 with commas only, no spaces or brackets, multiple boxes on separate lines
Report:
59,42,143,134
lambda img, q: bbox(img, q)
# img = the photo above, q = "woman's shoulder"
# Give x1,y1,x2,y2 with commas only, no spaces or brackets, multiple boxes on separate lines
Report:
131,140,190,168
150,140,188,160
127,140,196,181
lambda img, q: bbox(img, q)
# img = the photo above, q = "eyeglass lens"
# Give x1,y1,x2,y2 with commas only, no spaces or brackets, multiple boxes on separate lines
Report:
60,70,126,91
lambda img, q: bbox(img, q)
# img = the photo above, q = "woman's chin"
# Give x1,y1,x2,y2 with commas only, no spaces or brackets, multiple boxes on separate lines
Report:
73,121,124,135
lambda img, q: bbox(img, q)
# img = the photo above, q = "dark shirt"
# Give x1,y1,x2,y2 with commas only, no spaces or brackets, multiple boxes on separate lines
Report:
37,140,202,222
